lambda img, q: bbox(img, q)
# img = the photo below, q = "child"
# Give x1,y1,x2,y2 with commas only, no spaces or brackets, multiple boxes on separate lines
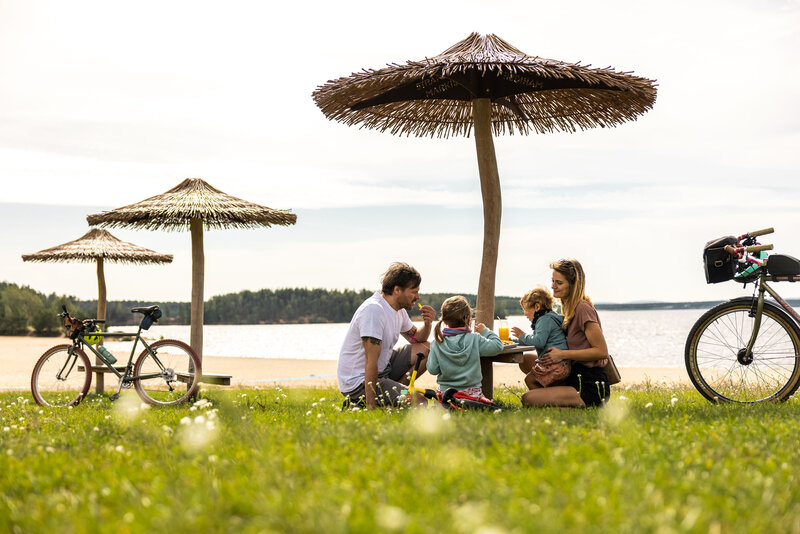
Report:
427,296,504,398
511,287,570,388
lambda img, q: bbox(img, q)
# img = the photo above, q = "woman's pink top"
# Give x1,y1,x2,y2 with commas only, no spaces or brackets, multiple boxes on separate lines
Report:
565,300,607,368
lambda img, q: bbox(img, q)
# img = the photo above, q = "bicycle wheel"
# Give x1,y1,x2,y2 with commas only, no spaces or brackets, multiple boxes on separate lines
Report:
133,339,202,405
686,297,800,403
31,344,92,407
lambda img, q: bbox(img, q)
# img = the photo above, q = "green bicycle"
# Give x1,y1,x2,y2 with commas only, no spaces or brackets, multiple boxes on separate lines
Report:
31,305,202,407
686,227,800,404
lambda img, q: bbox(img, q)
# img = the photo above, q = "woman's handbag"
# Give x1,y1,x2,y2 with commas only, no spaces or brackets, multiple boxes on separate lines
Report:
605,355,621,385
530,359,572,387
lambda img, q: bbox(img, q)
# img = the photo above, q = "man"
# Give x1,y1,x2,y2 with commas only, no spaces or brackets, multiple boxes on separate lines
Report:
338,262,434,409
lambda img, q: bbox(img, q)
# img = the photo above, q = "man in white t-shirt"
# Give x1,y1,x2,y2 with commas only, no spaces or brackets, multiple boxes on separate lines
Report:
338,262,434,409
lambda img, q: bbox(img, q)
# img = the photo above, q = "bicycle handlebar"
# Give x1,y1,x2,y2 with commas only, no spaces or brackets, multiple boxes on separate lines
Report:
747,227,774,238
725,243,773,256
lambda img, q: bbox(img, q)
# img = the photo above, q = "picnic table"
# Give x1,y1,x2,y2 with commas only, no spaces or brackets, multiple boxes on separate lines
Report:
480,343,535,399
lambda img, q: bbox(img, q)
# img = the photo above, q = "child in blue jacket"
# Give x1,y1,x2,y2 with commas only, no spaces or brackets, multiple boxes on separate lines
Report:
427,296,504,398
511,287,570,388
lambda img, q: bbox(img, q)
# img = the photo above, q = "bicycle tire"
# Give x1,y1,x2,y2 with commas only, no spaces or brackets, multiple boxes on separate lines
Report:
133,339,202,406
31,344,92,407
685,297,800,403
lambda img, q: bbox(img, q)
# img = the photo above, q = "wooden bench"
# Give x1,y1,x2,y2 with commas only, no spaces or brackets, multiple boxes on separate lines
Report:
78,365,232,392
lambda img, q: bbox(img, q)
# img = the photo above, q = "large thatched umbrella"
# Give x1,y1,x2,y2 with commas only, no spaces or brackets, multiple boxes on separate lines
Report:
313,32,657,328
22,228,173,325
86,178,297,361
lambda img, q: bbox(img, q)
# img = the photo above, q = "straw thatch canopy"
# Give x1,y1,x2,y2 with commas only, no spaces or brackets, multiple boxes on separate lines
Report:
22,228,173,264
313,32,657,138
86,178,297,230
86,177,297,362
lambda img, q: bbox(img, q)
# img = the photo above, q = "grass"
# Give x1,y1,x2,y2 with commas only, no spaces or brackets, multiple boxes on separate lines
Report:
3,385,800,533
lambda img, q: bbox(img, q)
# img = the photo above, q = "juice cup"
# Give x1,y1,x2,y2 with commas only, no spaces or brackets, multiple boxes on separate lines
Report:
498,320,509,341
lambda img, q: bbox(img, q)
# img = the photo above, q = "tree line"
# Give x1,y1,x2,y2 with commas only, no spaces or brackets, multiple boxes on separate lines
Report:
0,282,527,335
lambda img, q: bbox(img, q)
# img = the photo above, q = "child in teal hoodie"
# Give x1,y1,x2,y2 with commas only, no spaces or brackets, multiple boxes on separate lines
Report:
511,287,570,388
427,296,504,397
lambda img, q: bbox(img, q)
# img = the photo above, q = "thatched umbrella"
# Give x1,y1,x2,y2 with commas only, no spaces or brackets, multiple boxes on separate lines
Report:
313,32,657,327
86,178,297,360
22,228,173,325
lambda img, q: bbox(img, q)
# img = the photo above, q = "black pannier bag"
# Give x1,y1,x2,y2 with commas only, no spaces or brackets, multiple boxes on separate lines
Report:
703,236,737,283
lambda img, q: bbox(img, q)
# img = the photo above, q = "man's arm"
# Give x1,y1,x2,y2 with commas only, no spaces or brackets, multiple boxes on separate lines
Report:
362,337,381,409
401,305,434,343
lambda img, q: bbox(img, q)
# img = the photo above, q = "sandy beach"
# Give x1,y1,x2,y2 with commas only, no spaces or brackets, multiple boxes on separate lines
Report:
1,335,691,392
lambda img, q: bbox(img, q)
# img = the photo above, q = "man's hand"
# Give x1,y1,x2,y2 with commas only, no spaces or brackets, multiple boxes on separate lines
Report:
475,322,486,332
419,305,435,325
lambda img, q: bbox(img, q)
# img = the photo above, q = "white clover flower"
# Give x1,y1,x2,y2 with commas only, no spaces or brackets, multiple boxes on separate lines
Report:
619,396,628,400
193,416,206,425
115,445,124,453
671,397,678,406
93,427,100,432
306,411,312,416
179,416,192,426
2,427,9,432
645,402,653,408
162,425,173,434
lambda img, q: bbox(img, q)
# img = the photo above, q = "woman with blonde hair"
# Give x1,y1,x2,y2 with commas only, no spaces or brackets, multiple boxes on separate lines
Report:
521,259,611,408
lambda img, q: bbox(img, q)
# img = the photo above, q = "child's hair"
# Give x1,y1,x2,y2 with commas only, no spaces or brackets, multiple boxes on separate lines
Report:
434,296,473,343
520,287,555,312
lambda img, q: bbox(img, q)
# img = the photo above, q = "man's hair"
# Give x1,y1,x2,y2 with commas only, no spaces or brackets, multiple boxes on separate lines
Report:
381,262,421,295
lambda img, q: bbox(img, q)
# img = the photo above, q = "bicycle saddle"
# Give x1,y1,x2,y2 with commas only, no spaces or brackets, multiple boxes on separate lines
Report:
131,305,160,315
767,254,800,276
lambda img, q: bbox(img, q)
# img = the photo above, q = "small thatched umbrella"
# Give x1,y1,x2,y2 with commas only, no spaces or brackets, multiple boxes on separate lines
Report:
22,228,173,325
87,178,297,361
313,32,657,328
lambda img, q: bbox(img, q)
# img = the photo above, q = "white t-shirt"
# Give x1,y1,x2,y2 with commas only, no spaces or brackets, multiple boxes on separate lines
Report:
337,291,413,393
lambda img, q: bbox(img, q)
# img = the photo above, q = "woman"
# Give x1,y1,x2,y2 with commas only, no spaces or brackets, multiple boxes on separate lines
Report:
521,258,610,408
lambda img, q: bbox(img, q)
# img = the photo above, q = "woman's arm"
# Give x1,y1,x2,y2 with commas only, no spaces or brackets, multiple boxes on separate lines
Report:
538,321,608,364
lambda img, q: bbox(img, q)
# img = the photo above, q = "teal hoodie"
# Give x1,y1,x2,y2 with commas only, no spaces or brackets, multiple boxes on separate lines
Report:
427,327,504,390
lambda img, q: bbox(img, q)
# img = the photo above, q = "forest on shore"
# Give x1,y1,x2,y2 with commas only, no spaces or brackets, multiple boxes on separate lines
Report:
3,280,780,335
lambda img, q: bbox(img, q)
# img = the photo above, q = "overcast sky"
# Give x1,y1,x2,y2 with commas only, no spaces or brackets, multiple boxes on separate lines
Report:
1,0,799,305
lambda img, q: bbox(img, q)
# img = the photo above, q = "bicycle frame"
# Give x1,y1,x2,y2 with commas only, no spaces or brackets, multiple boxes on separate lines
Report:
75,327,171,383
743,272,800,360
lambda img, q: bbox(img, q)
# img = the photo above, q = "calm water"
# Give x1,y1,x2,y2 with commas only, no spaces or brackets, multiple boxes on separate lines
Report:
107,309,705,369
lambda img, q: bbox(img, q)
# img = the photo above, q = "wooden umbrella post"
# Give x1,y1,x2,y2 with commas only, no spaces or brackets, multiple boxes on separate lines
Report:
472,98,501,329
96,256,107,394
473,98,502,399
190,217,205,364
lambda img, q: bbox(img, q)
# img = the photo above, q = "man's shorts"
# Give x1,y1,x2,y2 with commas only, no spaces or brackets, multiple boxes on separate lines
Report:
341,344,416,407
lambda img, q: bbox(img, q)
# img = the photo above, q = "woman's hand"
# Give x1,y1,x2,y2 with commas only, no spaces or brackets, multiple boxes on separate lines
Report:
474,322,486,332
540,347,566,365
511,326,525,338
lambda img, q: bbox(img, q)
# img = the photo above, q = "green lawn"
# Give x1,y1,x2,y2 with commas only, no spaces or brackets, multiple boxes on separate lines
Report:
3,385,800,533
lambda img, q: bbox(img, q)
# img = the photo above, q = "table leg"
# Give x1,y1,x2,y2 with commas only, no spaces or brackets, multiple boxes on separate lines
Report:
481,359,494,399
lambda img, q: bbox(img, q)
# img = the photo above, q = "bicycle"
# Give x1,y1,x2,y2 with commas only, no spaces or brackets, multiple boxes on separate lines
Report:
31,305,202,407
685,227,800,404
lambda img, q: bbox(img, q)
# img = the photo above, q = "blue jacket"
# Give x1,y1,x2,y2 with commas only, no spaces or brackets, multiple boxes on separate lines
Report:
427,328,504,390
517,311,568,354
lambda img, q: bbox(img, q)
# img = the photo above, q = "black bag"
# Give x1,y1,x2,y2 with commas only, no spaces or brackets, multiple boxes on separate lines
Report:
140,308,162,330
703,236,737,284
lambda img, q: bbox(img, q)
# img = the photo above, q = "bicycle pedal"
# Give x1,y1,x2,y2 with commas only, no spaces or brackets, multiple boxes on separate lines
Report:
109,393,120,401
121,381,133,389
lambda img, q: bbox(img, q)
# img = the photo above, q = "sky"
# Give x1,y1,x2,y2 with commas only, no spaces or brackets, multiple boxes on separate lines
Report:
1,0,799,306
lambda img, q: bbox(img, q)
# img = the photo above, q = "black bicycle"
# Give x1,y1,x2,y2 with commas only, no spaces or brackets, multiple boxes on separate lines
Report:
686,227,800,404
31,305,201,407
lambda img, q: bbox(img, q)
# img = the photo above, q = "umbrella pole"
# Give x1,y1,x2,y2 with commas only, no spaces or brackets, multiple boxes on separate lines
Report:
96,257,107,394
190,217,205,364
472,98,502,399
472,98,501,328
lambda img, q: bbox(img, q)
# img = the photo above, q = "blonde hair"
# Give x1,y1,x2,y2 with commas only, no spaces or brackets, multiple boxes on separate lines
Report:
434,296,473,343
520,287,555,312
549,258,592,330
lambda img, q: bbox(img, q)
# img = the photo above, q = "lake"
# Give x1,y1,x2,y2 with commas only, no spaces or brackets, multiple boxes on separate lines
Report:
106,309,707,369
